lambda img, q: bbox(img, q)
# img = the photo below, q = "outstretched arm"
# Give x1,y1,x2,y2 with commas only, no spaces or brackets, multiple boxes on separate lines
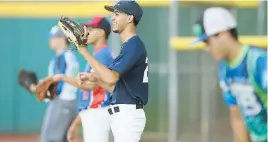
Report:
229,106,251,142
53,74,96,91
67,115,81,142
77,72,115,93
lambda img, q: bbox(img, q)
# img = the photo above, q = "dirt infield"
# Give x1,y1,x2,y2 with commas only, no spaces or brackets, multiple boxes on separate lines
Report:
0,133,160,142
0,134,39,142
0,134,161,142
0,134,83,142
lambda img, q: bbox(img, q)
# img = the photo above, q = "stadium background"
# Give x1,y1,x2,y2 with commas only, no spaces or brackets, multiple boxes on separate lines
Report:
0,1,267,142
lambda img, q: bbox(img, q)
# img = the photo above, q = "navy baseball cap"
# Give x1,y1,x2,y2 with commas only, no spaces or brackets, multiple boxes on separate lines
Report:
104,1,143,24
83,17,111,37
191,7,237,45
49,25,65,38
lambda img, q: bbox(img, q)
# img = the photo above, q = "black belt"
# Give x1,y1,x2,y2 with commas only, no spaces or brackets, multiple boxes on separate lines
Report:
108,103,143,115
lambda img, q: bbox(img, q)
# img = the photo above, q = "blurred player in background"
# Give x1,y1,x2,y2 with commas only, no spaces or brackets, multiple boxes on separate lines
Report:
40,25,79,142
53,17,113,142
76,1,148,142
192,7,267,142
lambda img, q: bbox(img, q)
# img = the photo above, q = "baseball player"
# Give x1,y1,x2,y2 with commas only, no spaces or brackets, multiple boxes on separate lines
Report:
53,17,114,142
191,7,267,142
76,1,148,142
39,25,79,142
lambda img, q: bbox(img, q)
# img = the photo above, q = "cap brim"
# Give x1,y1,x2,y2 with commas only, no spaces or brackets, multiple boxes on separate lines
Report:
104,5,115,12
189,34,208,45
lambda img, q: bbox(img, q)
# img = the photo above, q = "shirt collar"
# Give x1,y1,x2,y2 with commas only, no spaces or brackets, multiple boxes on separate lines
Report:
94,44,108,52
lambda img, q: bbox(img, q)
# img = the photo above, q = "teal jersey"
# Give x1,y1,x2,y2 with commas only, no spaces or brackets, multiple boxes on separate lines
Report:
219,45,267,142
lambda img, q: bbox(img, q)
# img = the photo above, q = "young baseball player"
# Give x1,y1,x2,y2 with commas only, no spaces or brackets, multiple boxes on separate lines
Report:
76,1,148,142
53,17,114,142
191,7,267,142
39,25,79,142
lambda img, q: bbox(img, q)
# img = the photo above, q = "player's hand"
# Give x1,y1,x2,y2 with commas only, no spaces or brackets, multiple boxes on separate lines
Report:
76,72,88,85
67,123,79,142
53,74,64,82
77,72,97,85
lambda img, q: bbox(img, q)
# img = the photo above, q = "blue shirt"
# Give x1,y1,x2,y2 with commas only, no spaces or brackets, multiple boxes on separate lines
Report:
77,46,114,111
109,35,148,105
219,45,267,141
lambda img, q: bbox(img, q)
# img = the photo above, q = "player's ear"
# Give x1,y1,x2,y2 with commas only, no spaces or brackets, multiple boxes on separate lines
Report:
99,29,105,38
127,15,134,23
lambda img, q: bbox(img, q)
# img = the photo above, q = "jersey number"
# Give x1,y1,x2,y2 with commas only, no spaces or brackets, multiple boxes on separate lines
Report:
143,57,148,83
231,84,262,116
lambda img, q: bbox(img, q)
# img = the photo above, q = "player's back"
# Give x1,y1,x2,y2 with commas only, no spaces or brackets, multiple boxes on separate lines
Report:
219,45,267,141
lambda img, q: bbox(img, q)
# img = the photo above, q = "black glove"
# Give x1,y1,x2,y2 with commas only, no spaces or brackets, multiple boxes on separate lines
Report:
18,69,38,93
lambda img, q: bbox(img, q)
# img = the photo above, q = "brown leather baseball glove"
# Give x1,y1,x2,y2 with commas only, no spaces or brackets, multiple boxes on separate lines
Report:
58,16,88,50
35,76,58,102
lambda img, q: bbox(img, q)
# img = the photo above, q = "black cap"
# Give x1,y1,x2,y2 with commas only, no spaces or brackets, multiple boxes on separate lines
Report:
104,1,143,24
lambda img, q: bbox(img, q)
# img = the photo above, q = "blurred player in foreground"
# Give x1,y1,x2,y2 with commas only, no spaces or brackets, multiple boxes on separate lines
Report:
41,25,79,142
192,7,267,142
76,1,148,142
53,17,113,142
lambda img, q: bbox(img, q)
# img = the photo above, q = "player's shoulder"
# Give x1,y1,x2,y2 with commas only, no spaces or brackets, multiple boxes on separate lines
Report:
124,36,145,49
247,45,266,65
248,45,266,56
99,46,112,54
96,46,114,58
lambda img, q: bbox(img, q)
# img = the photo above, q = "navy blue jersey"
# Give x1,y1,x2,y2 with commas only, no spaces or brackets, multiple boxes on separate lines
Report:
108,35,148,105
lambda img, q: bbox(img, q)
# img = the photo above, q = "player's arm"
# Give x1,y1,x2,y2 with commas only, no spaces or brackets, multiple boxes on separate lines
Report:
67,114,81,141
78,44,141,86
30,76,53,93
78,48,119,85
70,114,81,128
228,105,251,142
218,62,250,142
53,74,96,90
53,52,97,91
223,92,250,142
92,74,115,93
220,82,250,142
76,72,114,93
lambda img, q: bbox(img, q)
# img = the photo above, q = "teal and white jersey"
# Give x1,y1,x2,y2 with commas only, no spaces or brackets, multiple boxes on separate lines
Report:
219,45,267,142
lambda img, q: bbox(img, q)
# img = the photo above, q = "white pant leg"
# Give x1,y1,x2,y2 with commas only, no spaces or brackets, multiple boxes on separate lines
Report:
110,105,146,142
79,107,111,142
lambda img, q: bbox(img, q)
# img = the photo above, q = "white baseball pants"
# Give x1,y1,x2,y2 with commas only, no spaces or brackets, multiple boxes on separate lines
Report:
109,104,146,142
79,107,111,142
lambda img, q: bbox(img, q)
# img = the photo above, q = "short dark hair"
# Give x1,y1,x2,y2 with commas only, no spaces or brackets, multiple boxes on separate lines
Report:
104,30,110,40
228,28,238,40
133,19,138,26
